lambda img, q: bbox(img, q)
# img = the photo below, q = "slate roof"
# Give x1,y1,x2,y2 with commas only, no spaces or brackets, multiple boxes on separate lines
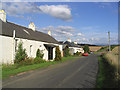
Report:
64,41,80,48
0,20,59,44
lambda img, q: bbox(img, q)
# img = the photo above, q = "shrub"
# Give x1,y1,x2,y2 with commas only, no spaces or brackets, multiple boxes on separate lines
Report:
34,57,46,64
63,46,71,57
36,49,44,58
15,42,27,63
19,58,34,66
83,44,90,54
74,51,81,56
55,47,62,61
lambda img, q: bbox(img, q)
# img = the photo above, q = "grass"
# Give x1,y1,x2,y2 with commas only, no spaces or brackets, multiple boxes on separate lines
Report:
104,47,119,70
2,56,77,80
97,46,107,52
96,55,119,88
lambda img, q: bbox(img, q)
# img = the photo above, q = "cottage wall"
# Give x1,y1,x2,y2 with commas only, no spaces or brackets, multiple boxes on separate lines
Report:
69,47,84,55
0,35,63,64
0,35,14,64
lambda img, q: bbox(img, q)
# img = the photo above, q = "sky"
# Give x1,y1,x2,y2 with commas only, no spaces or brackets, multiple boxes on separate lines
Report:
1,2,118,45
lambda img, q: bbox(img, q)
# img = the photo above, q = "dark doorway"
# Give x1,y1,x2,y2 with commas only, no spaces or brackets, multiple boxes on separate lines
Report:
44,44,56,60
48,47,53,60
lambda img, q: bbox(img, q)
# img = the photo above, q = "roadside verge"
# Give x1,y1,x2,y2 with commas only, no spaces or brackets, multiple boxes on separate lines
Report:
2,56,79,80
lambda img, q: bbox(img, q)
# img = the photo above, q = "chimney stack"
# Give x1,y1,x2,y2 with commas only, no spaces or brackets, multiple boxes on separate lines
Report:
0,9,6,22
74,41,77,44
29,22,35,31
67,38,71,42
48,30,51,36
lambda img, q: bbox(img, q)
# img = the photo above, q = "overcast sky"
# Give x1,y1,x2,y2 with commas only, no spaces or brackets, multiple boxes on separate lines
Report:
2,2,118,45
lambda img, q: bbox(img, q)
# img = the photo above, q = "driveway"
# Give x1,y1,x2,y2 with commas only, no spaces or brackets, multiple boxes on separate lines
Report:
3,54,99,88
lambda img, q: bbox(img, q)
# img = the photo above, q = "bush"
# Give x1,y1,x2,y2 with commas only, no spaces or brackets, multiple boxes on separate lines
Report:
15,42,27,63
34,57,46,64
83,45,90,54
19,58,34,66
63,46,71,57
36,49,44,58
74,51,81,56
55,47,62,61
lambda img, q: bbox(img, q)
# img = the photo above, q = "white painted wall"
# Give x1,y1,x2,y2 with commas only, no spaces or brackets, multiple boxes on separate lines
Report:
59,44,63,57
0,35,63,64
69,47,84,55
69,47,74,55
53,47,55,59
74,47,84,53
0,35,14,64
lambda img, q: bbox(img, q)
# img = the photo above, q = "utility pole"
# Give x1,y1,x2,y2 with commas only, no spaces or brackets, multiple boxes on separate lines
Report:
108,31,111,51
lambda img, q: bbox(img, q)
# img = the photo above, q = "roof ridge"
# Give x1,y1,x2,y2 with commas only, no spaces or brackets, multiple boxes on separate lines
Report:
7,21,33,30
7,21,51,36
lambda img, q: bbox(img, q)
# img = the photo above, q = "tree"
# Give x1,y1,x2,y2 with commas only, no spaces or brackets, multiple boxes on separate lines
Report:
55,47,61,61
74,51,81,56
63,45,71,57
83,44,90,53
36,49,44,58
15,42,27,63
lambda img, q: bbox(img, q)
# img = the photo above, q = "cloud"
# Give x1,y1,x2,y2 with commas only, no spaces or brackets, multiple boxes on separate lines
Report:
77,33,84,36
2,2,40,17
2,0,119,2
76,38,89,44
56,26,74,32
89,37,99,41
2,3,72,21
36,25,76,41
39,5,72,21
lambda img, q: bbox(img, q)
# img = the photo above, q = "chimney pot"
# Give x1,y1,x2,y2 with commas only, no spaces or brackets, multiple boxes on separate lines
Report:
67,38,71,42
48,30,51,36
29,22,35,31
0,9,6,22
74,41,77,44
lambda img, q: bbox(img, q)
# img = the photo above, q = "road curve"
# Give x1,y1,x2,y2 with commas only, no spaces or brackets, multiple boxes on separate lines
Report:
3,54,99,88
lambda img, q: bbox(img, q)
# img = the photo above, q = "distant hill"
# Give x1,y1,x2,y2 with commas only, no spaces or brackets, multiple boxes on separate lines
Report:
78,44,99,46
59,41,104,46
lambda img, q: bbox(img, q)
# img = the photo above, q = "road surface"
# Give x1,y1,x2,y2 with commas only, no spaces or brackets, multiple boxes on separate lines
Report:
3,54,99,88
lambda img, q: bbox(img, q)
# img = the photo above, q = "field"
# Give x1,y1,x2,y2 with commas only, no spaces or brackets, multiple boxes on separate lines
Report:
89,46,103,52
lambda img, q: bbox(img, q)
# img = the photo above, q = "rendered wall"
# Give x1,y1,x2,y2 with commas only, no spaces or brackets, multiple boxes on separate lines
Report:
0,35,63,64
0,35,14,64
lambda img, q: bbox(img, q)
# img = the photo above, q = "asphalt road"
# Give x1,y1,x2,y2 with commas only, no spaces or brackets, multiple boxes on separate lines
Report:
3,54,99,88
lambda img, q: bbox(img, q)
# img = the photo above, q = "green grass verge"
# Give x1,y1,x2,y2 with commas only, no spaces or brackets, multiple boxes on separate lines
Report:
96,55,118,88
2,56,77,80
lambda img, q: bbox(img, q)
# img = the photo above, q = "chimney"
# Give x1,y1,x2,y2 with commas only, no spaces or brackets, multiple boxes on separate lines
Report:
67,38,71,42
0,9,6,22
48,30,51,36
29,22,35,31
74,41,77,44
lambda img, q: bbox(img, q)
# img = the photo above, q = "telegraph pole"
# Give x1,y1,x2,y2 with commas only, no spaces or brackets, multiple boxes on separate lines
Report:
108,31,111,51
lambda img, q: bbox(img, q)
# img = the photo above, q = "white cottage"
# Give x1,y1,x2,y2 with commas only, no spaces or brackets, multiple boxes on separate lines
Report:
64,39,84,55
0,10,63,64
